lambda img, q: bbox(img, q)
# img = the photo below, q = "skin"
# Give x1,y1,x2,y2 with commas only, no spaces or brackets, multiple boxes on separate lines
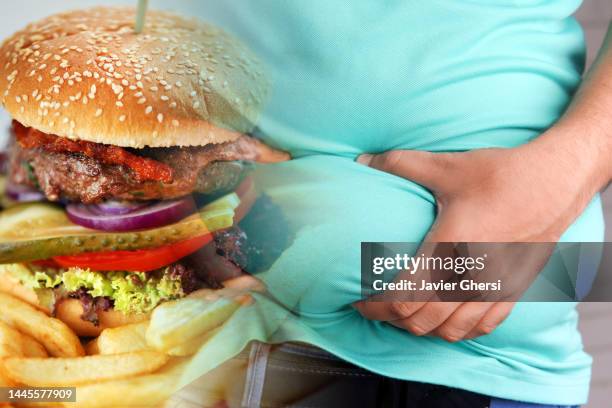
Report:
353,22,612,342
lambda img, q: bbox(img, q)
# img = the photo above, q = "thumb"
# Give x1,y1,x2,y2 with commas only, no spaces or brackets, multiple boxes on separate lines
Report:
357,150,452,192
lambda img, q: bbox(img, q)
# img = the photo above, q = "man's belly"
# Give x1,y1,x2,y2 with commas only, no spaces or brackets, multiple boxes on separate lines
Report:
249,153,604,368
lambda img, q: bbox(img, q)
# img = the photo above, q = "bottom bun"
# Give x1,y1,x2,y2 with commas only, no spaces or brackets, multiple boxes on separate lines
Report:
0,275,148,337
55,299,150,337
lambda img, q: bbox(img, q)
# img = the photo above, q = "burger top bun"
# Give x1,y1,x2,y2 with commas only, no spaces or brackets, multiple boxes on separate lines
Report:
0,7,268,148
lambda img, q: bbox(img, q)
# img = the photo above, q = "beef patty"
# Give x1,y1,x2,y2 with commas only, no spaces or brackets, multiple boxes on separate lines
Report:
9,130,272,203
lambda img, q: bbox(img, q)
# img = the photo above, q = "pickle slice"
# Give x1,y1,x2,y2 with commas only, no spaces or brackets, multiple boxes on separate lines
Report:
200,208,235,232
200,193,240,212
0,193,239,264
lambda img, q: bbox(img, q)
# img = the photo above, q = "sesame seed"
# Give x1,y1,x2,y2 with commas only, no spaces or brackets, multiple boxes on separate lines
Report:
95,108,103,117
116,101,123,107
157,113,164,123
169,102,177,108
145,106,153,114
119,115,126,122
137,97,146,104
160,95,169,101
193,101,200,109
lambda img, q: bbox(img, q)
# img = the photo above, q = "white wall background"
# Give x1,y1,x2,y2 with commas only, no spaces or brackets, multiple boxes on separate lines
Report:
0,1,609,406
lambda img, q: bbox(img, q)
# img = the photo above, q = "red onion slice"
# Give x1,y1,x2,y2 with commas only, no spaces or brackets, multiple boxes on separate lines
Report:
5,182,46,202
66,197,197,232
95,200,148,215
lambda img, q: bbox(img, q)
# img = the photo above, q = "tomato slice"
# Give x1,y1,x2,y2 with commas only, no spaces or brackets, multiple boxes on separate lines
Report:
53,234,213,272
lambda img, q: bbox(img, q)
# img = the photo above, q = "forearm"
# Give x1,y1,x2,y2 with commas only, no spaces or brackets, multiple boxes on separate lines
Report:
549,22,612,190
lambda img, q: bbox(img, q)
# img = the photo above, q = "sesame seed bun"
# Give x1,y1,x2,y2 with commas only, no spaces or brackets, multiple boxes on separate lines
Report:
0,7,268,148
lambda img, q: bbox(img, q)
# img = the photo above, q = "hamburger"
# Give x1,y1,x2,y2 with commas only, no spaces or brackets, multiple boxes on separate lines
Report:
0,7,288,336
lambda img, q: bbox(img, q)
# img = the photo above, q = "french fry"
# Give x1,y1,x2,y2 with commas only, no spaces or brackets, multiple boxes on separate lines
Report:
166,327,221,357
222,275,265,292
60,358,188,408
0,293,83,357
0,371,16,387
3,351,169,387
167,358,248,408
97,321,149,355
146,295,242,352
0,321,47,358
18,337,48,359
84,338,99,355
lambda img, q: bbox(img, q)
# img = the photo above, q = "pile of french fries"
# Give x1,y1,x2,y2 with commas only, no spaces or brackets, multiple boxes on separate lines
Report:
0,276,261,407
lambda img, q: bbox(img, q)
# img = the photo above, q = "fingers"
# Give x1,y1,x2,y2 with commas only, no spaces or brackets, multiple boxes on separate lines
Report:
390,302,462,336
353,301,427,322
357,150,453,192
433,302,496,342
464,302,515,339
354,301,515,341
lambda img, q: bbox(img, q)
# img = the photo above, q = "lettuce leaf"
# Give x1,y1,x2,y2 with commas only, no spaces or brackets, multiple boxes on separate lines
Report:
0,264,185,314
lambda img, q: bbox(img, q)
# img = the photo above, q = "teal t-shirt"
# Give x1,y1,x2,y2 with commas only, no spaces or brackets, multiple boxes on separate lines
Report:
177,1,604,405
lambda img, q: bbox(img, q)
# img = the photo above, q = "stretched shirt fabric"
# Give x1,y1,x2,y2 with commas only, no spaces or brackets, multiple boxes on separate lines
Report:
178,1,604,405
